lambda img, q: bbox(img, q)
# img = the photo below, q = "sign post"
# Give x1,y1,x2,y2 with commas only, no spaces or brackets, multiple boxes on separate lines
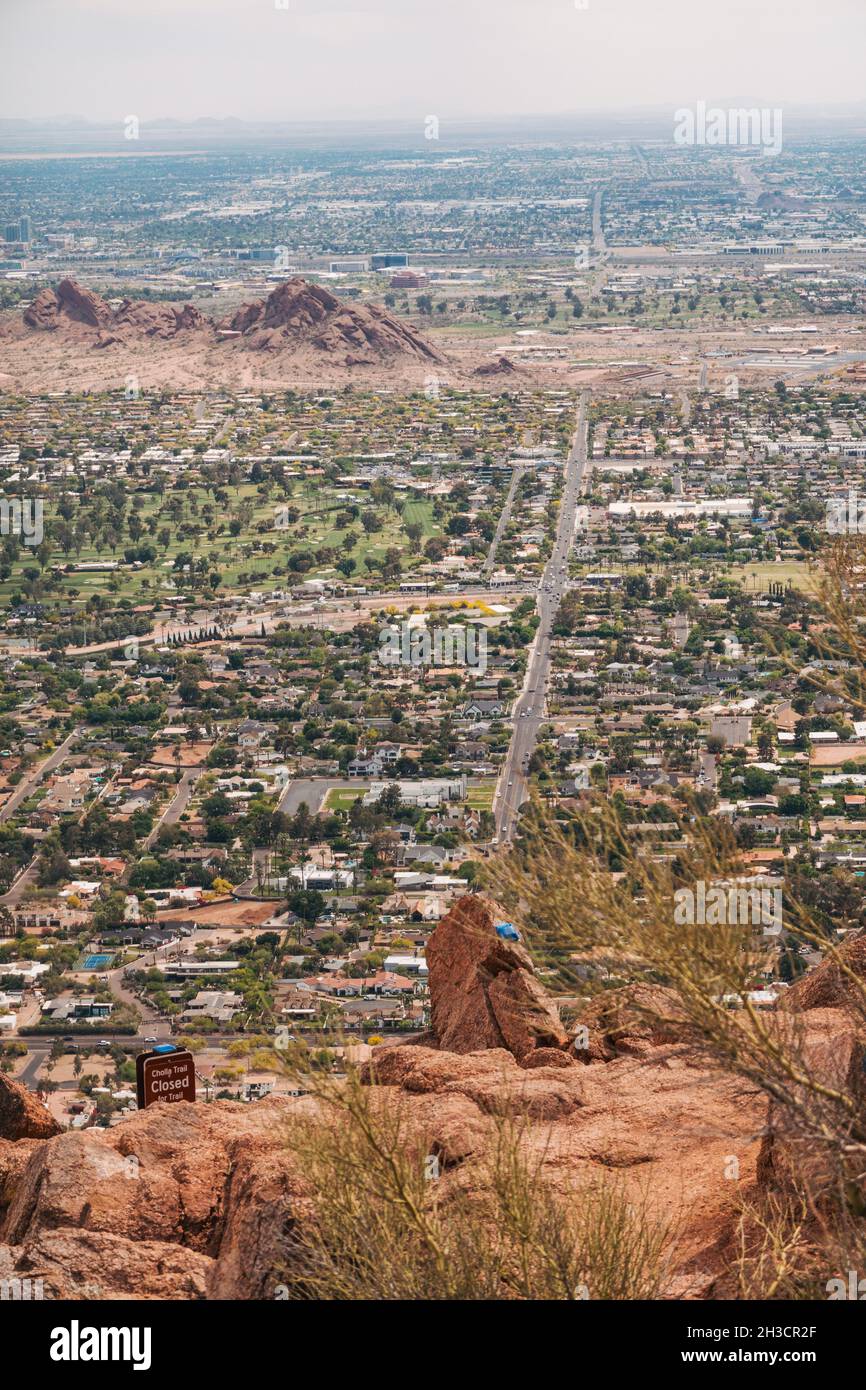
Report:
135,1045,196,1110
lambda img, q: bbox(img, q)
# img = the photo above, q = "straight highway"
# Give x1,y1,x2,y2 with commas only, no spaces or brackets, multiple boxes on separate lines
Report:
493,390,591,843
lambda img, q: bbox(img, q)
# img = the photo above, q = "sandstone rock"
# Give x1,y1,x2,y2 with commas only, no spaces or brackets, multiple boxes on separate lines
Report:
366,1044,588,1121
474,355,522,377
757,1006,865,1197
23,280,204,341
208,1140,307,1300
576,983,694,1059
0,1136,40,1212
424,895,569,1059
0,1072,61,1141
21,277,444,372
24,279,112,330
114,298,207,339
0,1096,302,1299
782,928,866,1012
3,889,856,1302
0,1024,770,1300
519,1047,576,1070
220,278,443,363
22,287,62,330
2,1228,211,1301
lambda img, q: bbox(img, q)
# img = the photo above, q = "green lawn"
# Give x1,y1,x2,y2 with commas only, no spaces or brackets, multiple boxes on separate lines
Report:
465,782,496,811
728,561,814,594
324,788,365,812
0,483,445,612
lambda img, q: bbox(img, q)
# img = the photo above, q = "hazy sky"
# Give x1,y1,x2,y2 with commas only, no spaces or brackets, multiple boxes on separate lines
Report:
2,0,864,124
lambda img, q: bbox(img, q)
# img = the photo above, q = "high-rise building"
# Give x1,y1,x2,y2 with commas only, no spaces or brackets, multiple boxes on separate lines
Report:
3,217,31,244
371,252,409,270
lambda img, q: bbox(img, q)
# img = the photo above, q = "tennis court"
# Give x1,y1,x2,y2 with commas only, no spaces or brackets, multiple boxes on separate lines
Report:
80,952,115,971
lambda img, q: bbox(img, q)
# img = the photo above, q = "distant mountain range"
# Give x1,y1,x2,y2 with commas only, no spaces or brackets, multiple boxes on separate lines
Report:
2,106,866,153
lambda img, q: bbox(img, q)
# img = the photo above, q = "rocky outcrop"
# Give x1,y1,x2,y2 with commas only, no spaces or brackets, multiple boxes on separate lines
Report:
23,279,203,341
782,928,866,1011
424,895,570,1061
21,277,443,367
1,895,864,1300
577,983,695,1060
757,1006,865,1197
219,278,443,364
474,355,522,377
0,1095,294,1299
0,1072,61,1141
0,1039,767,1299
24,279,113,330
113,299,207,340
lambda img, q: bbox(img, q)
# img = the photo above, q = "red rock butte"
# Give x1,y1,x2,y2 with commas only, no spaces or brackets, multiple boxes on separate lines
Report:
20,276,443,365
218,277,444,364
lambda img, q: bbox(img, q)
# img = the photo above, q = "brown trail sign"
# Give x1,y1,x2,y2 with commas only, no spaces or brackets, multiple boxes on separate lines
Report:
136,1048,196,1110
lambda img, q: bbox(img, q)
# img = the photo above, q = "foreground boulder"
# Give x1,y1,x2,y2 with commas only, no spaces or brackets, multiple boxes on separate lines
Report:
2,894,864,1299
0,1072,61,1141
424,896,570,1060
782,927,866,1012
0,1038,768,1299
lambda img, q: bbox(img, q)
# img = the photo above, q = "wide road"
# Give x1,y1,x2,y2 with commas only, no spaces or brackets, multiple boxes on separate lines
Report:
493,391,591,844
588,186,611,300
591,188,606,256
